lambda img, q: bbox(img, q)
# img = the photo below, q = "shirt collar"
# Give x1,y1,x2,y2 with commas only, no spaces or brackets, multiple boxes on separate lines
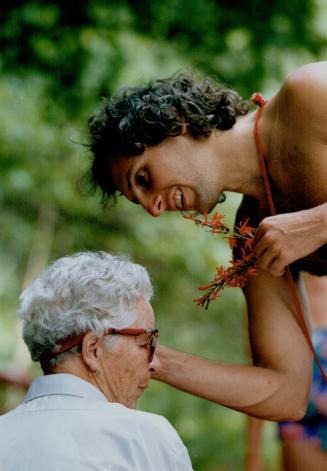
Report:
24,373,108,404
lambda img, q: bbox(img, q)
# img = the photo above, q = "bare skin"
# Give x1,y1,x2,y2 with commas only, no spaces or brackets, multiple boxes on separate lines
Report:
110,61,327,420
245,275,327,471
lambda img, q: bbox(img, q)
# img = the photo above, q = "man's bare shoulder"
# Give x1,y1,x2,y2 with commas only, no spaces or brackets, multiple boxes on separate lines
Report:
284,61,327,84
276,61,327,126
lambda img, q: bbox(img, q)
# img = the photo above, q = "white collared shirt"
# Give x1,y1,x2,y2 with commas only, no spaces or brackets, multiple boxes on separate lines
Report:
0,374,193,470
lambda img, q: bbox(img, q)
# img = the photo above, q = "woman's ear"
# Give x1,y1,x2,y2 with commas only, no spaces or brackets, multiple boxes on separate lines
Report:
81,332,102,372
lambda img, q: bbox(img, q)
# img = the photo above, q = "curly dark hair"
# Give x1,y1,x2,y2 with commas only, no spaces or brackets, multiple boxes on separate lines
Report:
87,73,250,204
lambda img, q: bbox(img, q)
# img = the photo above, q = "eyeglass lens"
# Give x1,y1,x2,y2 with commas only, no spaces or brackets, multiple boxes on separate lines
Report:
135,331,157,361
149,331,158,362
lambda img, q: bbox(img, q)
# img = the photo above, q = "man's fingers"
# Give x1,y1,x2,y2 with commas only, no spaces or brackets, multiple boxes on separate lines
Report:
255,248,286,276
253,226,262,245
254,239,268,259
255,249,274,271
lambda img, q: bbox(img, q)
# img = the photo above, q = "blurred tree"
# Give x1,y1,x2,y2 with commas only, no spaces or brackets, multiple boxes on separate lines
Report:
1,0,326,103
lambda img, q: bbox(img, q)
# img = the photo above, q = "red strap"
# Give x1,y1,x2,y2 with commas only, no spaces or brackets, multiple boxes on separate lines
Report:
251,92,267,107
253,95,327,383
56,333,86,355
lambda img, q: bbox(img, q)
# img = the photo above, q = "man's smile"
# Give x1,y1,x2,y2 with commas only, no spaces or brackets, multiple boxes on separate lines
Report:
175,188,183,210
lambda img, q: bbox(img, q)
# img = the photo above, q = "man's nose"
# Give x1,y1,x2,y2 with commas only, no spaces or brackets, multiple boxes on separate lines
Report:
149,353,161,370
138,193,165,217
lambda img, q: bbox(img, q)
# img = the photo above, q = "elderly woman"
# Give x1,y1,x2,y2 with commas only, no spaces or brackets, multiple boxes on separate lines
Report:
0,251,192,471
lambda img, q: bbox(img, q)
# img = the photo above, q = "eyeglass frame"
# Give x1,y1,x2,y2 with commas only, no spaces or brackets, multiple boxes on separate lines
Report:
43,327,159,364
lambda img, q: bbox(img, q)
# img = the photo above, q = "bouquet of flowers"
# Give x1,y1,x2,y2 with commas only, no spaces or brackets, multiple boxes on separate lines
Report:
184,212,257,309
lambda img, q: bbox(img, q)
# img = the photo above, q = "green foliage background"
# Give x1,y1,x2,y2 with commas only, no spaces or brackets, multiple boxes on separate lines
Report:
1,1,327,469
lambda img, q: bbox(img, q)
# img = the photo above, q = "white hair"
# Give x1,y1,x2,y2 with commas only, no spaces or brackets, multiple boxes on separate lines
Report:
18,251,153,370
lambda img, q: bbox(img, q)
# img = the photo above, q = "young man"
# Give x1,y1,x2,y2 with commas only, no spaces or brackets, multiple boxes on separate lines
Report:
87,61,327,421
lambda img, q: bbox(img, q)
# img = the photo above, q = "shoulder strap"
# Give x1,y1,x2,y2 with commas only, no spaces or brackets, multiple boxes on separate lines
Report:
252,93,327,383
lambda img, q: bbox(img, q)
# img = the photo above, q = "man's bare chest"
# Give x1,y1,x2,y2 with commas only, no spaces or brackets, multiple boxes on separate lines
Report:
260,145,326,275
265,142,324,214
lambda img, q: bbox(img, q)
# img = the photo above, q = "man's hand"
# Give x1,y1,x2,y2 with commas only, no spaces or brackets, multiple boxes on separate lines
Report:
254,204,327,276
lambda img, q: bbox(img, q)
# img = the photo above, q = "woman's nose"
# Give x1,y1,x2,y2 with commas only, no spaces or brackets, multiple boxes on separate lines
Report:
149,353,161,370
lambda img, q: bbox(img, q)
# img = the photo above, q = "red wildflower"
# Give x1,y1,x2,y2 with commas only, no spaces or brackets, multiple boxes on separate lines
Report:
245,238,255,250
183,212,229,235
228,236,238,248
237,218,256,237
185,212,258,309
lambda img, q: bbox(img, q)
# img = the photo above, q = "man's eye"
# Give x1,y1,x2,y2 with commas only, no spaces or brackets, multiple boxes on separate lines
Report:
136,170,150,189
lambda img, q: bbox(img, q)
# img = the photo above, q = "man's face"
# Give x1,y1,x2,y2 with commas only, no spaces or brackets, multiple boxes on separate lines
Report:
110,133,222,216
101,297,159,409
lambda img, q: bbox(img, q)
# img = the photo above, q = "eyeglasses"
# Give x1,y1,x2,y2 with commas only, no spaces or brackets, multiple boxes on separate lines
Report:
46,327,159,363
104,328,159,362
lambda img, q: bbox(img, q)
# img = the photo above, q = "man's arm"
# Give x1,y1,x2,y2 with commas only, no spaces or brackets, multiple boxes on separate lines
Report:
254,203,327,276
152,271,312,421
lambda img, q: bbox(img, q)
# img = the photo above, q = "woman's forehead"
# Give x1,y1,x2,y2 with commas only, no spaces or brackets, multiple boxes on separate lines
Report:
133,297,155,326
